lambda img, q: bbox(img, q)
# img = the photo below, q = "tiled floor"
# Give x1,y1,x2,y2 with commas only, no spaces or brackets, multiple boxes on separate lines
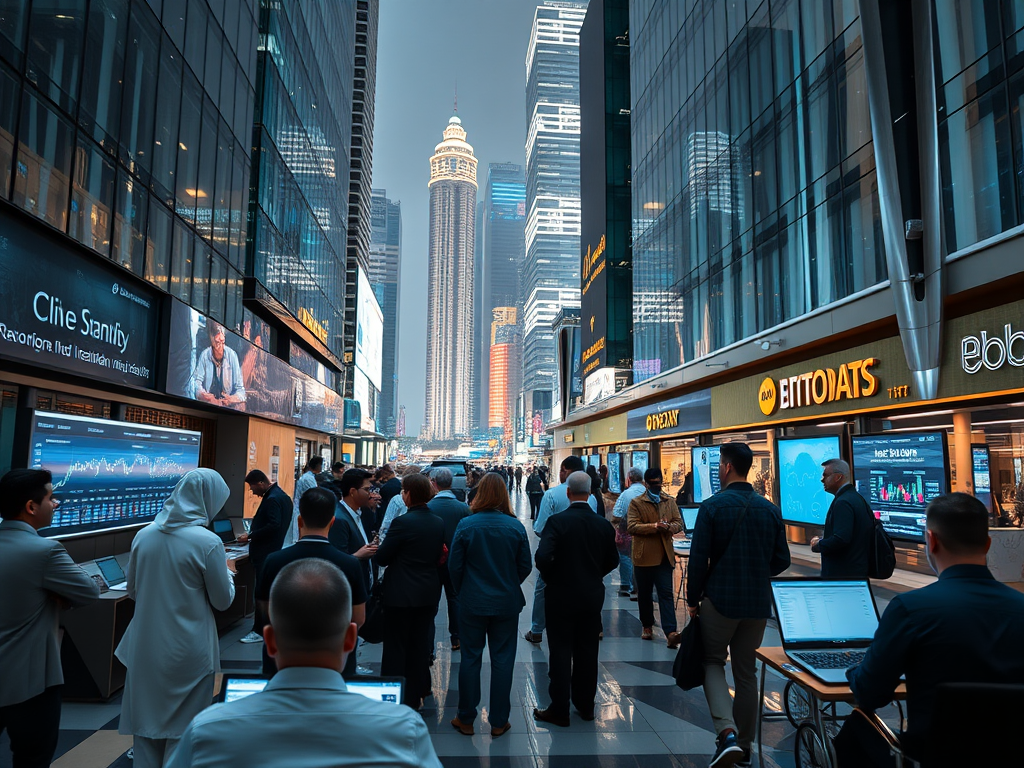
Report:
1,493,912,767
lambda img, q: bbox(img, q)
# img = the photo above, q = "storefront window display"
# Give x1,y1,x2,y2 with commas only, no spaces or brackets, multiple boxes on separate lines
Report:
713,431,774,504
661,438,697,504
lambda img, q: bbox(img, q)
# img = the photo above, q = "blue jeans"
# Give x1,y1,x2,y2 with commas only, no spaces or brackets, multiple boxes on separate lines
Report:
457,612,520,727
530,574,545,634
634,556,677,634
617,551,634,591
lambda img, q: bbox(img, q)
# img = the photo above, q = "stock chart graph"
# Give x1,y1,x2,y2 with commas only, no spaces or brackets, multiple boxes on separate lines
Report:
31,412,201,536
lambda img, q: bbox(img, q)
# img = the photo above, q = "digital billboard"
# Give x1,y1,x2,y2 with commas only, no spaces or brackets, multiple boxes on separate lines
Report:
852,432,949,541
356,267,384,390
692,445,722,503
972,444,993,516
630,450,649,475
777,435,842,525
30,412,201,537
353,368,376,432
607,452,622,493
166,300,348,434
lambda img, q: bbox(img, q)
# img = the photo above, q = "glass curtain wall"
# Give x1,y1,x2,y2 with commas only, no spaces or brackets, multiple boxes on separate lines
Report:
629,0,883,380
0,0,257,334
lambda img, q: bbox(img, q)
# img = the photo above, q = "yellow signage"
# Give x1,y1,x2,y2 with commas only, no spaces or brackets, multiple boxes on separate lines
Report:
646,409,680,432
758,358,880,415
581,235,606,296
299,307,329,344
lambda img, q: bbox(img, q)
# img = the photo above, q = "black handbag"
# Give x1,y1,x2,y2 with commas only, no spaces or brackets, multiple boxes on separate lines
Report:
672,495,753,691
358,580,385,644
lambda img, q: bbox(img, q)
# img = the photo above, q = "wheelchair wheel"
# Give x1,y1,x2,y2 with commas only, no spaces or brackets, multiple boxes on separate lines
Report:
784,680,813,727
794,722,828,768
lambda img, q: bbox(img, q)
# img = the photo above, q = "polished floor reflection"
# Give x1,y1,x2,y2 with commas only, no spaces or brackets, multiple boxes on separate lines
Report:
1,491,914,768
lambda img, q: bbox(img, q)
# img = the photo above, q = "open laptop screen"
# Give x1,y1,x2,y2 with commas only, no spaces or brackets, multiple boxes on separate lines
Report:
96,557,125,585
681,507,699,533
212,519,234,541
772,580,879,644
219,675,404,705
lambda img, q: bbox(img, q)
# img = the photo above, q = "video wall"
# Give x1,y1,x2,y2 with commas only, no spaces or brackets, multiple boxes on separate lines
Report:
777,435,842,525
607,452,622,493
30,412,201,537
691,445,721,503
852,432,949,541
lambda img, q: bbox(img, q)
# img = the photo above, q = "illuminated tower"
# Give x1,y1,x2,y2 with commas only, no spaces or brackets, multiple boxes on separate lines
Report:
422,114,478,443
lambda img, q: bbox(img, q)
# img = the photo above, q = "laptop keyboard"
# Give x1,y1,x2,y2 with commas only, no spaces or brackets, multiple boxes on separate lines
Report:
791,650,866,670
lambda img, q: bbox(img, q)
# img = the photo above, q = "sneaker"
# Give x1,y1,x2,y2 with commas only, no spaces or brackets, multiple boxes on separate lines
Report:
666,631,682,649
641,627,653,641
737,749,752,767
618,589,631,597
524,630,543,644
239,631,263,644
629,592,638,602
709,731,744,768
356,665,374,675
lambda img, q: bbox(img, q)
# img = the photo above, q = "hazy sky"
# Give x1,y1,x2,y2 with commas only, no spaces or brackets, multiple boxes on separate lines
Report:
374,0,542,438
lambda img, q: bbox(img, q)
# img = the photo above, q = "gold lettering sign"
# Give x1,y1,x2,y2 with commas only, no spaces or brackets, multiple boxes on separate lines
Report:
582,336,606,363
646,409,680,432
757,358,880,414
299,307,329,344
581,235,607,296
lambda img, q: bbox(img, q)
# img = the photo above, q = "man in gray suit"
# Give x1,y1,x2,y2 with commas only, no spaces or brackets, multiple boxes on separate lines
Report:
428,468,470,649
0,469,99,767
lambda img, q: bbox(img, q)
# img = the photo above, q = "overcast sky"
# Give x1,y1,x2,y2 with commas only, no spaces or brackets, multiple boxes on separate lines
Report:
374,0,542,438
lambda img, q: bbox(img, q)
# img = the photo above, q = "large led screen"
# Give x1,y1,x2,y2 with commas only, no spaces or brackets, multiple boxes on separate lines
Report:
30,412,201,537
355,268,384,390
852,432,948,541
630,451,649,476
691,446,721,503
607,453,622,494
777,435,842,525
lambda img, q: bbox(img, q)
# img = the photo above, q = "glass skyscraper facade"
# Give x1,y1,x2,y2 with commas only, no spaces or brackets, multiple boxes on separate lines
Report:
523,0,588,406
250,0,354,364
0,0,257,333
368,188,401,437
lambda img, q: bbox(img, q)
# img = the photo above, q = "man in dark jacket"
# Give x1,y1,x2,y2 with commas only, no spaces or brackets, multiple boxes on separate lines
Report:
838,493,1024,767
534,471,618,727
514,466,523,492
686,443,791,767
427,468,470,649
240,470,294,643
811,459,875,580
375,464,402,532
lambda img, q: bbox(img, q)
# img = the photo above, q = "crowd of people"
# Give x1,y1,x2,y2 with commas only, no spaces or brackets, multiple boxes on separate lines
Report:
3,443,1024,768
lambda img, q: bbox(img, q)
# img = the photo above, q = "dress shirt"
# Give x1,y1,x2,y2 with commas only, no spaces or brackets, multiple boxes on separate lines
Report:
533,483,597,535
612,483,647,518
165,666,442,768
340,500,368,545
192,346,245,402
284,471,319,548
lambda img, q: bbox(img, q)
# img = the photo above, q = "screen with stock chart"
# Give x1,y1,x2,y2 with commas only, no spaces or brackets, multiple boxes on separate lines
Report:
851,431,948,542
30,412,201,537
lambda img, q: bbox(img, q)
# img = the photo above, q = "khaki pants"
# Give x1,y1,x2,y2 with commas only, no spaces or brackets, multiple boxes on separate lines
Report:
700,598,767,750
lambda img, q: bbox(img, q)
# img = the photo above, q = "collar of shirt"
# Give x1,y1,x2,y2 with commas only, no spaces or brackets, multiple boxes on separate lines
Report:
297,535,330,544
938,563,994,581
339,501,369,544
434,490,456,499
264,666,348,693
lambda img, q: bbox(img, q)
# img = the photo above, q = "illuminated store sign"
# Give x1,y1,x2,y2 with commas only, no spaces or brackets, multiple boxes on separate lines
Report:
758,358,880,416
961,324,1024,373
626,390,711,439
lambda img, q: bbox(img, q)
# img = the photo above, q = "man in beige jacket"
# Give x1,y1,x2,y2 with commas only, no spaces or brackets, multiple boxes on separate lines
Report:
627,467,683,647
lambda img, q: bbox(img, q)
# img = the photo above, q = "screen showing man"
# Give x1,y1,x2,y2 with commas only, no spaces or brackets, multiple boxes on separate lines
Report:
194,321,246,407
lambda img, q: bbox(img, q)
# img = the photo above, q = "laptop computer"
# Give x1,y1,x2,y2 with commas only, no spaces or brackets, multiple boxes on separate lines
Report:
212,518,236,544
217,675,404,705
770,579,880,684
96,557,128,591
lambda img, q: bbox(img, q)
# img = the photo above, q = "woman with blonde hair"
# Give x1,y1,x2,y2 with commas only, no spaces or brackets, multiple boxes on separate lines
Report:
447,473,532,738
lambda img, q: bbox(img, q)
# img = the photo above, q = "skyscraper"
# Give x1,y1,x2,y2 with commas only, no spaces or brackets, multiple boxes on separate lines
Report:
523,1,588,433
489,307,522,453
368,189,402,437
422,115,478,443
473,163,526,436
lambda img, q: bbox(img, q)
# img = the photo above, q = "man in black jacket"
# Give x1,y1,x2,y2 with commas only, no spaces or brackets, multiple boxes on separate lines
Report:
811,459,874,580
534,471,618,727
838,493,1024,767
328,469,379,595
239,470,293,643
686,443,791,767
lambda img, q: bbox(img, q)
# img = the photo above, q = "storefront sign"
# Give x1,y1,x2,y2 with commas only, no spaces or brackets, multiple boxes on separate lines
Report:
626,390,711,439
757,358,880,416
961,323,1024,374
0,212,158,388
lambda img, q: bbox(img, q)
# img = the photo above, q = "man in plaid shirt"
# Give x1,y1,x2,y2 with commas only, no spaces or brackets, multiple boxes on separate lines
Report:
686,443,790,768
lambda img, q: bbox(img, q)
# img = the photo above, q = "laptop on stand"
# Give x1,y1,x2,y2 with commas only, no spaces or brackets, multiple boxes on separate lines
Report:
96,557,128,591
770,579,880,684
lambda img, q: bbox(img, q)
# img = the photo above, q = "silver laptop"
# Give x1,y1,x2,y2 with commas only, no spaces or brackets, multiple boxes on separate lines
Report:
96,557,128,591
218,675,404,705
770,579,880,684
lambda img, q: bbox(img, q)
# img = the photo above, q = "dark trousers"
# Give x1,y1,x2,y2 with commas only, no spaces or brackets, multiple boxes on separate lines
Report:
515,478,522,491
635,555,677,634
457,612,519,727
381,604,436,705
0,685,62,768
833,710,899,768
528,492,544,520
545,605,602,717
441,566,460,640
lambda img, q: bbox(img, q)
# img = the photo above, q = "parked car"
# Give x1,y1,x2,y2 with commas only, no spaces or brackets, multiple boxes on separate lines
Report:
427,459,469,501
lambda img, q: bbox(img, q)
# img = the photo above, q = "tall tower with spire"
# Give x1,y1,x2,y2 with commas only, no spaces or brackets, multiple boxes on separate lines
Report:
422,114,478,443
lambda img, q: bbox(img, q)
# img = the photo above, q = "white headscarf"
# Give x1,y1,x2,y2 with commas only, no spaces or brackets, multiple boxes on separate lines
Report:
155,468,231,532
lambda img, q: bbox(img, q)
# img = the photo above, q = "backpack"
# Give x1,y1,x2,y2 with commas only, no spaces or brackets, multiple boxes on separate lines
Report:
869,516,897,579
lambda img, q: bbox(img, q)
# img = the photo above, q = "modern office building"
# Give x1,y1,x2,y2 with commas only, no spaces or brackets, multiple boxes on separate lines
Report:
578,0,632,411
488,307,522,454
422,114,478,444
368,188,402,437
473,162,526,437
522,0,588,442
554,0,1024,576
